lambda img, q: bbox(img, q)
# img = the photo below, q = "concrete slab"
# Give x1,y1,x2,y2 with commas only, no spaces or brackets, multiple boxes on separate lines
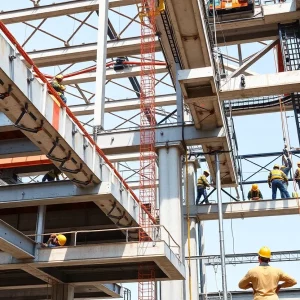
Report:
185,199,300,221
0,242,185,282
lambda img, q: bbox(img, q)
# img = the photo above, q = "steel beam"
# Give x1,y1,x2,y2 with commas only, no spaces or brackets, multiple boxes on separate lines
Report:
0,220,35,259
181,70,300,101
97,125,226,154
185,199,300,221
190,250,300,266
63,65,168,84
69,94,176,116
0,138,40,158
0,0,140,24
0,243,185,282
25,37,161,67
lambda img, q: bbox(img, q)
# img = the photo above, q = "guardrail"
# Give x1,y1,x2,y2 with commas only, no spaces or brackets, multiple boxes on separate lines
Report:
28,225,181,259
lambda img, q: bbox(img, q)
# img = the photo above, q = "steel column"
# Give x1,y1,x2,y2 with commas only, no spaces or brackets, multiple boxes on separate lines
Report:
176,63,184,124
52,284,74,300
198,222,206,300
184,161,199,300
215,153,228,300
94,0,109,130
35,205,46,244
159,146,184,300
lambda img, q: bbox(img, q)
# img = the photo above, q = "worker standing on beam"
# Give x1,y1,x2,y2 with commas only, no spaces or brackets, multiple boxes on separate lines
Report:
196,170,211,205
248,184,263,200
268,164,290,199
239,246,297,299
293,161,300,189
51,74,67,103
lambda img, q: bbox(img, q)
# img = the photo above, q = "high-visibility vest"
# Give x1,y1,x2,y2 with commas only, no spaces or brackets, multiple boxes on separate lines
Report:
250,189,260,198
197,175,208,187
296,168,300,180
270,169,283,181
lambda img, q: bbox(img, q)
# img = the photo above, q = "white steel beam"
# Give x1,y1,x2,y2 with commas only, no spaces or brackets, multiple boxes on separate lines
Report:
0,243,185,281
63,65,168,84
227,40,278,79
24,37,161,67
181,70,300,101
0,0,140,24
69,94,176,116
0,220,35,259
186,198,300,221
224,64,258,76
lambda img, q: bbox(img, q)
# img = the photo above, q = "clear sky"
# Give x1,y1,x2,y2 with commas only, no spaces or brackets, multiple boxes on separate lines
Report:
1,0,299,299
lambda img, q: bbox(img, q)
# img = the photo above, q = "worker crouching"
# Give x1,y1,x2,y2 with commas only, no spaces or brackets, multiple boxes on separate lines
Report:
268,164,290,200
43,233,67,248
239,246,297,299
196,170,211,205
51,74,67,104
248,184,263,200
42,168,61,182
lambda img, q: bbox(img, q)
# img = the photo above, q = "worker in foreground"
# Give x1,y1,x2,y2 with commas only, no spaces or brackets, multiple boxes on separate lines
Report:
248,184,263,200
51,74,67,103
268,164,290,199
43,233,67,248
239,246,297,299
42,168,61,182
196,170,211,205
294,161,300,189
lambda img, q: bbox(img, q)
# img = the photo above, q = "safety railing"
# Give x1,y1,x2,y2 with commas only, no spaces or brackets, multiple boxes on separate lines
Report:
27,225,181,259
0,21,157,225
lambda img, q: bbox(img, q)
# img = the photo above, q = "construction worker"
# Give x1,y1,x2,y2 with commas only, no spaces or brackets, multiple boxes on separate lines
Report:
248,184,263,200
268,164,290,200
294,161,300,189
42,168,61,182
51,74,67,103
43,233,67,248
196,170,210,205
239,246,297,299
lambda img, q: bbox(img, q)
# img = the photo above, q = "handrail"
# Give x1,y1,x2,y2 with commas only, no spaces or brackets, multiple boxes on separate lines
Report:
0,21,156,224
28,225,181,256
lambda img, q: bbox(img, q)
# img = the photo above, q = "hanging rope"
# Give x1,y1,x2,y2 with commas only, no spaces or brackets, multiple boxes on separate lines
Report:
279,97,300,213
185,151,192,300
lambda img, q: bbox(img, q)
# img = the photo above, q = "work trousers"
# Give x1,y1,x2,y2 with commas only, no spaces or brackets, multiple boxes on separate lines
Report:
196,187,209,204
60,94,67,103
271,179,290,200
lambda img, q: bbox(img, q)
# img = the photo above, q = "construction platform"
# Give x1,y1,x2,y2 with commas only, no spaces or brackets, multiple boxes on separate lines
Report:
185,199,300,221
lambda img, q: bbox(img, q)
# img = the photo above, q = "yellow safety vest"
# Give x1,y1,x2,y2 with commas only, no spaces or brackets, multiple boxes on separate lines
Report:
270,169,283,181
250,189,260,198
197,175,208,187
296,168,300,180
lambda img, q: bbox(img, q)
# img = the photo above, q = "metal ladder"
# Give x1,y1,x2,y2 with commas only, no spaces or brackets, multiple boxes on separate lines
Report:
279,21,300,145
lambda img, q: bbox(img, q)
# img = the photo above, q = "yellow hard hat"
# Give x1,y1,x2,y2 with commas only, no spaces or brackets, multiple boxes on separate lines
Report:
258,246,271,258
204,170,210,176
273,164,280,169
252,184,258,191
57,234,67,246
55,74,64,80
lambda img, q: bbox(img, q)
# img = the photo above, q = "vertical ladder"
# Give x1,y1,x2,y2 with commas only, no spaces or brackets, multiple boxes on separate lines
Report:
279,21,300,145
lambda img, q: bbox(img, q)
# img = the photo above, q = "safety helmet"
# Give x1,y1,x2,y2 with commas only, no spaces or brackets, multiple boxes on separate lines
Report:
252,184,258,191
56,234,67,246
204,170,210,176
297,161,300,166
273,164,280,169
258,246,271,259
55,74,64,80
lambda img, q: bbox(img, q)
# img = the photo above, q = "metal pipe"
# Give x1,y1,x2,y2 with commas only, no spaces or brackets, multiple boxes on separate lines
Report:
35,205,46,244
215,153,228,300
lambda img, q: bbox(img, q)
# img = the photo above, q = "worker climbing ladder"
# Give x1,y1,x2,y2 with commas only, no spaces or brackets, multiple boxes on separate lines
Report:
279,21,300,145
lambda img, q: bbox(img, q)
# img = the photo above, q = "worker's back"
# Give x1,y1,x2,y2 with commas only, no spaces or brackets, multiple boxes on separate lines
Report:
239,265,296,300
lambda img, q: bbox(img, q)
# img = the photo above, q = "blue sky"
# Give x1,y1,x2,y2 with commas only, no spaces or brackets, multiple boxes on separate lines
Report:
1,0,300,298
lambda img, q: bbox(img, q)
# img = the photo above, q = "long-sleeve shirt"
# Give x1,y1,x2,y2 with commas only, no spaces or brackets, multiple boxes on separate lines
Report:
247,190,263,200
239,264,297,300
51,79,66,95
294,168,300,180
197,175,210,188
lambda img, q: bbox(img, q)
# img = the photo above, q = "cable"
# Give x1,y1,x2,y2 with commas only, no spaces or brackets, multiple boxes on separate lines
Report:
185,151,192,300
